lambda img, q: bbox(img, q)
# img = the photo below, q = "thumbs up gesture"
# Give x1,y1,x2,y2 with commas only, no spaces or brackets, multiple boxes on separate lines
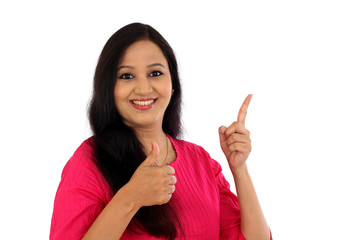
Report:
219,94,252,172
127,142,176,208
141,141,161,167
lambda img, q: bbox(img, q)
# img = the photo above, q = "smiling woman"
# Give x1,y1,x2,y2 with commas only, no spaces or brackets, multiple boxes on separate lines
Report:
49,23,272,240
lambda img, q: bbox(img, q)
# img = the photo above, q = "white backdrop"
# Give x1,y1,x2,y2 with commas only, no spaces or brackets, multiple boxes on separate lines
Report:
1,0,359,239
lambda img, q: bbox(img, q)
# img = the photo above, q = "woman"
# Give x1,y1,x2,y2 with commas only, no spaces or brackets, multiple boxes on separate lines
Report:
50,23,271,240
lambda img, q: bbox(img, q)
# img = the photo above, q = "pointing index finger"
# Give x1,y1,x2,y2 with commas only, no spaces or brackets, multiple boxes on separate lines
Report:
237,94,253,125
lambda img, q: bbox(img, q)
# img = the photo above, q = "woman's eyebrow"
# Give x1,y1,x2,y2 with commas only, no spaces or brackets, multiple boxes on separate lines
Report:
147,63,166,69
117,63,165,71
117,65,134,71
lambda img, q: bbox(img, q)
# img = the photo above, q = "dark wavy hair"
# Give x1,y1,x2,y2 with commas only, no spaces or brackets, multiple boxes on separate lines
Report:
88,23,182,239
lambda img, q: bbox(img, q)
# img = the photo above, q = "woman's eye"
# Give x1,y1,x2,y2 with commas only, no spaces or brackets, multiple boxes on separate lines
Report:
119,73,134,79
149,71,163,77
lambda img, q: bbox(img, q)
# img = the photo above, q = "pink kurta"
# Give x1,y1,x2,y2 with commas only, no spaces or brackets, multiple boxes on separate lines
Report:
50,136,246,239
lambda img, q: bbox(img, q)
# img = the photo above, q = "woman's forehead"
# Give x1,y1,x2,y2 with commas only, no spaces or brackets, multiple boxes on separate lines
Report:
118,40,168,68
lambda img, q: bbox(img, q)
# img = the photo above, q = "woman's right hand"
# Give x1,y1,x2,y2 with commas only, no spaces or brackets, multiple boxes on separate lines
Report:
126,142,176,208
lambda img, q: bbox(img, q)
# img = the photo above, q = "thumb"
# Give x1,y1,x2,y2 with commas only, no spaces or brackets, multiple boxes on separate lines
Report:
218,126,228,152
143,141,160,166
218,126,227,143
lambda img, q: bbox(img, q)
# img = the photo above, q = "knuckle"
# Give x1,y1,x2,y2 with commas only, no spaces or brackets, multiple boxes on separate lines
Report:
169,175,177,184
171,185,176,193
230,134,237,140
166,166,175,174
160,194,171,204
160,168,169,177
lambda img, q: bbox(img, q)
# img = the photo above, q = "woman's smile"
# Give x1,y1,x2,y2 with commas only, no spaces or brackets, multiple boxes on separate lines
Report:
130,98,158,110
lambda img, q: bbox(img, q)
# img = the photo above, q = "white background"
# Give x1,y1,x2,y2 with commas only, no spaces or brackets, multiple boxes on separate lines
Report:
1,0,359,239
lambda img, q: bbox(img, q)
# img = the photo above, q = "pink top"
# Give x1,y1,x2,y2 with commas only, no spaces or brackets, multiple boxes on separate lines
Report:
50,137,247,239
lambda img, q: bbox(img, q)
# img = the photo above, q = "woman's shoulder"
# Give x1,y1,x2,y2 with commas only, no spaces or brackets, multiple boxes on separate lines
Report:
60,137,105,186
63,137,96,172
59,136,112,199
74,136,96,157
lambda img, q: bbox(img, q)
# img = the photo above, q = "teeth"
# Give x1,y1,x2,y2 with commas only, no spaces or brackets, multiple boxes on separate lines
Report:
132,100,155,106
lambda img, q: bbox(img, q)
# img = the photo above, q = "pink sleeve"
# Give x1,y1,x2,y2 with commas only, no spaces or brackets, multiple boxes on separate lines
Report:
208,157,245,240
50,143,112,240
210,158,273,240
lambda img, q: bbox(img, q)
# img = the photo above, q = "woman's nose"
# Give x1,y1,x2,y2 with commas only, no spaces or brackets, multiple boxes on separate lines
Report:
134,76,152,95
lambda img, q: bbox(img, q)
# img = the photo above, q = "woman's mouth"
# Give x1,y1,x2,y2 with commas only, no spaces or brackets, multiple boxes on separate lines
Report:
130,98,158,110
131,99,156,106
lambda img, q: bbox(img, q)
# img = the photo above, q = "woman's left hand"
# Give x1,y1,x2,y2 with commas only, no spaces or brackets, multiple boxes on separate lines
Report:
219,94,252,172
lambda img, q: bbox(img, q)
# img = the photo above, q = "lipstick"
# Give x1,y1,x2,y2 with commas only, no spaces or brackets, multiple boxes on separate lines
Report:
129,98,157,110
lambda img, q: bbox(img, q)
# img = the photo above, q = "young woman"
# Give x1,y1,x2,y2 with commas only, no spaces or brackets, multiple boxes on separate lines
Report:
50,23,272,240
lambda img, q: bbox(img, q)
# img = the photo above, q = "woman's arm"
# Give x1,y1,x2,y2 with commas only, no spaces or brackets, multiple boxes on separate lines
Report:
55,143,176,240
51,141,173,240
82,184,139,240
231,164,270,240
218,94,270,240
82,142,176,240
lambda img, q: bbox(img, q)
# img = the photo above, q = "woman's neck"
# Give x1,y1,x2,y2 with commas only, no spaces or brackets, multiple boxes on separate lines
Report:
134,126,176,166
133,126,168,157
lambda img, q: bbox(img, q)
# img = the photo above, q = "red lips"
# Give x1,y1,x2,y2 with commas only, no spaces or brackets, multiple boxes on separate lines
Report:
129,98,158,110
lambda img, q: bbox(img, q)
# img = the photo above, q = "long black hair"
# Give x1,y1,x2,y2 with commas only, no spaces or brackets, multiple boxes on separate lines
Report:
88,23,182,239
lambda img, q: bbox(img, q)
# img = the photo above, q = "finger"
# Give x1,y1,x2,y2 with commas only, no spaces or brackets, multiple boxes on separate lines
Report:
226,132,250,146
165,165,175,175
143,141,159,166
224,121,247,139
219,126,230,155
218,126,227,142
170,175,177,185
165,193,173,203
227,142,251,153
167,175,177,185
159,193,172,205
169,185,176,193
237,94,252,125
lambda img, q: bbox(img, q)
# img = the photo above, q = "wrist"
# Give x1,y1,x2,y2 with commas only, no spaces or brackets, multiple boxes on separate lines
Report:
230,163,248,178
115,183,141,214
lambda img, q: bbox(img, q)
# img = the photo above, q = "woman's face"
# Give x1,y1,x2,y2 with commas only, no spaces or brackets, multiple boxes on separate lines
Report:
114,39,172,129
